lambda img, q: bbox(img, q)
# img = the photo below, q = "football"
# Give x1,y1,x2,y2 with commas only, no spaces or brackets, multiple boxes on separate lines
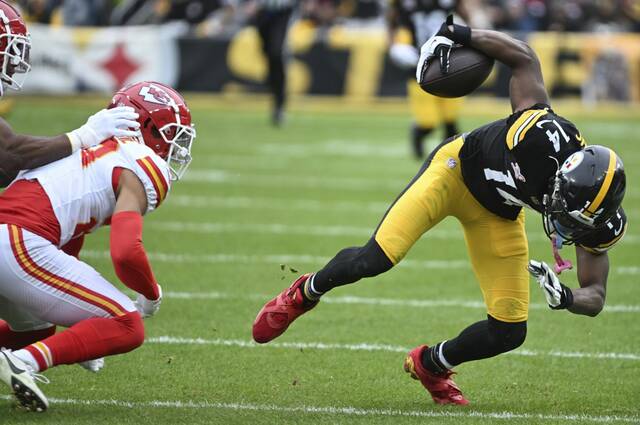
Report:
419,46,495,98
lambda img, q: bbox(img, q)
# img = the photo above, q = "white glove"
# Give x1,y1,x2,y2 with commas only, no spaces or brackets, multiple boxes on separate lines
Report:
527,260,573,309
389,43,419,69
67,106,140,152
416,35,454,82
134,285,162,318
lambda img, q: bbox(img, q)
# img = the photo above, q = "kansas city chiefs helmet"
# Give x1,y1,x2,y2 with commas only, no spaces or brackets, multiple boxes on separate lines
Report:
109,81,196,181
543,145,625,244
0,0,30,96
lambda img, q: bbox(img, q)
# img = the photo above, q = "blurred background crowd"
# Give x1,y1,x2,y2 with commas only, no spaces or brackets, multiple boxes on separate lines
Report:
11,0,640,33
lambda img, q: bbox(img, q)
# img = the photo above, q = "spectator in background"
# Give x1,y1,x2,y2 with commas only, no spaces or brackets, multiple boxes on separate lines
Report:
15,0,62,24
583,49,631,103
63,0,111,26
300,0,339,27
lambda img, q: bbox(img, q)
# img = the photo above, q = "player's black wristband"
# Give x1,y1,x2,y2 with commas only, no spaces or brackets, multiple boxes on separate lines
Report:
551,283,574,310
437,15,472,46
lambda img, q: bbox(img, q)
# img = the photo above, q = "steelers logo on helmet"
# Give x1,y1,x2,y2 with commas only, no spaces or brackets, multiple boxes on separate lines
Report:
560,151,584,174
542,145,625,245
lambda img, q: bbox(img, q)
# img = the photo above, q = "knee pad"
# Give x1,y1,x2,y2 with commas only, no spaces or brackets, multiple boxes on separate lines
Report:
488,316,527,353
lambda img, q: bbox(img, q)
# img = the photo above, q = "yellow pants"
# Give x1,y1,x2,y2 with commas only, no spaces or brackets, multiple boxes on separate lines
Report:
407,80,463,128
374,137,529,322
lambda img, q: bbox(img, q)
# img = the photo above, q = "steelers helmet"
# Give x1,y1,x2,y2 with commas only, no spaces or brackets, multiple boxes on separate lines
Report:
542,145,625,244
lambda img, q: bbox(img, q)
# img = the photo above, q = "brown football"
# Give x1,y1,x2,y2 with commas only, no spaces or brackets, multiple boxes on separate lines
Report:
419,46,494,98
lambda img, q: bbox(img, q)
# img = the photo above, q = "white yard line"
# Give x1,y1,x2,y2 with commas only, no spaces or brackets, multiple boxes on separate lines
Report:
0,396,635,423
145,220,639,245
180,169,640,199
80,250,469,270
181,170,407,191
161,291,640,314
167,194,640,220
146,336,640,361
169,194,390,213
81,250,640,275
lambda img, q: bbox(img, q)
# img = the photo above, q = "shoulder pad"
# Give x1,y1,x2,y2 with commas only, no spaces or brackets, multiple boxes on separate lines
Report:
119,141,171,212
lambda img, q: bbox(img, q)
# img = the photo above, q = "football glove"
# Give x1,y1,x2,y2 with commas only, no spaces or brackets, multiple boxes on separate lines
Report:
67,106,140,152
134,285,162,318
389,43,419,69
435,14,472,46
527,260,574,310
416,35,454,82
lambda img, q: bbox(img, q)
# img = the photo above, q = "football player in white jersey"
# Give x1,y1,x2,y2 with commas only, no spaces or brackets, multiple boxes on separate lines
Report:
0,0,141,187
0,81,195,412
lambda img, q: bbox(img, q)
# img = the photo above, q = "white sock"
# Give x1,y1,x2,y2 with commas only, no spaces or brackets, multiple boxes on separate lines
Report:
13,349,40,372
438,341,454,370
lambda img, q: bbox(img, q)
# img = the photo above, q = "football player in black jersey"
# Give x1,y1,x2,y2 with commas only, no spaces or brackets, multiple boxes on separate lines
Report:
252,18,627,405
387,0,466,158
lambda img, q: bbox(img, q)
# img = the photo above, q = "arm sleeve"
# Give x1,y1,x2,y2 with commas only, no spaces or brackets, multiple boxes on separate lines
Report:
110,210,160,300
61,235,85,259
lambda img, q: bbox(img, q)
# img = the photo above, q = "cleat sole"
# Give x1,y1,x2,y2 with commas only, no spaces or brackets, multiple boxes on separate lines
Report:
11,377,47,412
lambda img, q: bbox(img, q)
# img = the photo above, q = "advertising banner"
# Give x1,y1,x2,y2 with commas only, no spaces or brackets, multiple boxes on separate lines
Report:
20,22,640,102
24,23,187,94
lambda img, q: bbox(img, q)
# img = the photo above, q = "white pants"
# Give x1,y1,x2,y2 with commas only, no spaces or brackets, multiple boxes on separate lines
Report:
0,224,136,331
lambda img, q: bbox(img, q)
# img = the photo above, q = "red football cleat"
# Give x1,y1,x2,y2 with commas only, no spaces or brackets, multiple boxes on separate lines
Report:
252,274,318,343
404,345,469,405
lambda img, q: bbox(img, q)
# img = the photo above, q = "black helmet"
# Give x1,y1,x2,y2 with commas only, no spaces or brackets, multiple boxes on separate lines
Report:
543,145,625,244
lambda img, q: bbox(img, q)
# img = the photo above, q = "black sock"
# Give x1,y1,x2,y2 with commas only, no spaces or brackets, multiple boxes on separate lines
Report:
411,125,433,159
300,274,322,306
444,122,458,139
421,342,449,374
442,316,527,366
312,239,393,293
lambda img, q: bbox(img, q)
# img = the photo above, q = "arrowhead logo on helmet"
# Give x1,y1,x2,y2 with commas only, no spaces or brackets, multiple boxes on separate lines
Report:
109,81,196,181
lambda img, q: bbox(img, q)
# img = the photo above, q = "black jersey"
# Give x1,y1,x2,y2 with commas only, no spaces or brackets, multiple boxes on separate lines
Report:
459,104,627,252
460,104,584,219
392,0,457,47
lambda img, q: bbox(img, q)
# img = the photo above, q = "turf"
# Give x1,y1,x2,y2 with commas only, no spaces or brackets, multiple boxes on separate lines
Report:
1,96,639,424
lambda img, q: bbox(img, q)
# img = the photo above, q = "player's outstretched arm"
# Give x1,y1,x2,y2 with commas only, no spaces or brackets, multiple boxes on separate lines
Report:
110,169,162,317
0,107,140,185
571,246,608,316
528,248,608,316
434,17,549,112
469,29,549,112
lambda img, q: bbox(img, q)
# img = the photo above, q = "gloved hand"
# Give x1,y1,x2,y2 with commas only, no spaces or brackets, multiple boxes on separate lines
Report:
67,106,140,151
527,260,574,309
389,43,419,69
134,284,162,318
415,35,454,82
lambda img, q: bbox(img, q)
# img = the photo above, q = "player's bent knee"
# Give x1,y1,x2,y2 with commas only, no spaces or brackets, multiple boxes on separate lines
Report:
488,316,527,353
114,311,146,351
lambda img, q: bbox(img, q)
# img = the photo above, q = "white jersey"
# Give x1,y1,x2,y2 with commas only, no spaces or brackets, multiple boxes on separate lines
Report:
17,137,171,247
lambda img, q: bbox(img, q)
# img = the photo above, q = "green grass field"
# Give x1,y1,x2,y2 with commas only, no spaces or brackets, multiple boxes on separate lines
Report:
1,96,639,424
